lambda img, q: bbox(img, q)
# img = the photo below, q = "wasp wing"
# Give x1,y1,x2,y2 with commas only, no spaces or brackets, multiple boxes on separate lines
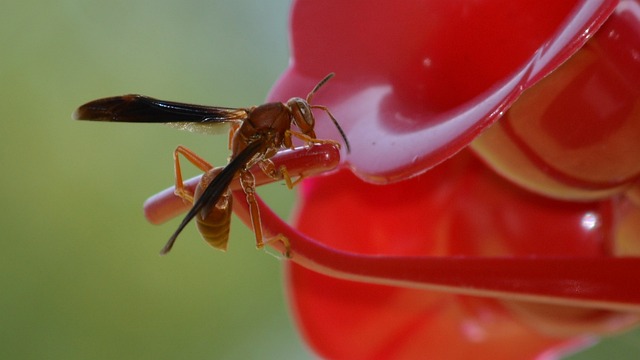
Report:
73,94,249,124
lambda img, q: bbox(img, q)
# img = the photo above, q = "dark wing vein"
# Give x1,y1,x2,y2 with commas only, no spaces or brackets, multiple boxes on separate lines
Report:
74,94,248,123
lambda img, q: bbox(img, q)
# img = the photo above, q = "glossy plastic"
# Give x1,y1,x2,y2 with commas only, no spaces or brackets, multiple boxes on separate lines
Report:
268,0,618,183
472,1,640,200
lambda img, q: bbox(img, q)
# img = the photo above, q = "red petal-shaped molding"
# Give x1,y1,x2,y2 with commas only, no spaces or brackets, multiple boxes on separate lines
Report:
472,1,640,200
228,151,640,311
269,0,617,183
276,150,640,358
226,150,640,358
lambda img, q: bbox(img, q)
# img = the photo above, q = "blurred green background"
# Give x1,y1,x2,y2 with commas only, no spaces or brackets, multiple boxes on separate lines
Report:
1,1,638,359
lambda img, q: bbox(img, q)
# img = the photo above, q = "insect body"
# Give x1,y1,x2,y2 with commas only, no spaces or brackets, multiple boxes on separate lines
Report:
74,73,349,255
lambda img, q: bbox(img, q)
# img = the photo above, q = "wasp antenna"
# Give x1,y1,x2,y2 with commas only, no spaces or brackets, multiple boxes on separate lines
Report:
311,105,351,154
306,73,335,104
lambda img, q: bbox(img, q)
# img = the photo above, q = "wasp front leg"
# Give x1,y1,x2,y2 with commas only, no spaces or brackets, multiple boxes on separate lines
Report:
283,129,341,151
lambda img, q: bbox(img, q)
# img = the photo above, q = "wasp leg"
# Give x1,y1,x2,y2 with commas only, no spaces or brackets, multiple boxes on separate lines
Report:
257,158,279,179
237,169,291,256
310,104,351,153
173,145,214,204
279,165,304,189
263,234,292,258
239,169,264,248
258,160,302,189
284,129,341,150
239,166,293,257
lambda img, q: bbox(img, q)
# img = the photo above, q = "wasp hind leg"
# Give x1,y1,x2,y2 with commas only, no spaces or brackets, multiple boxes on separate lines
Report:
173,145,214,204
263,234,291,259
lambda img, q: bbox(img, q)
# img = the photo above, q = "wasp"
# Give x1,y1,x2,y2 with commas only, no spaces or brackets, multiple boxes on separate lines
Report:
74,73,349,255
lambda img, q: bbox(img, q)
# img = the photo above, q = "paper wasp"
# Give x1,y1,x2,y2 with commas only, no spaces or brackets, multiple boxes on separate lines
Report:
74,73,349,255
